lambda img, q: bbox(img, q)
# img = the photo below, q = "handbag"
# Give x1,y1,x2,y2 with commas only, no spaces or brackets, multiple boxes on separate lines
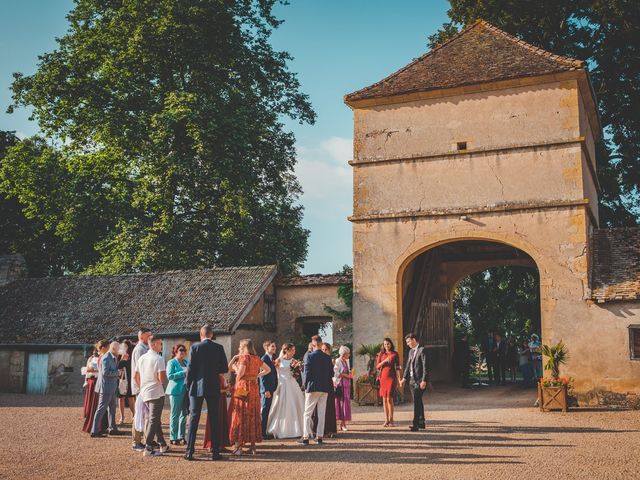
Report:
118,369,128,395
335,383,344,397
233,385,249,400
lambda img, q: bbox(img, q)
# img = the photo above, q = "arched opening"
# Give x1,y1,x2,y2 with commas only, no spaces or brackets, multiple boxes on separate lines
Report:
400,239,540,384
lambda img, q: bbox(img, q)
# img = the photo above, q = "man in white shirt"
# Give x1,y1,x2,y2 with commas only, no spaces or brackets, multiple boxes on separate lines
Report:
135,335,168,457
131,327,151,450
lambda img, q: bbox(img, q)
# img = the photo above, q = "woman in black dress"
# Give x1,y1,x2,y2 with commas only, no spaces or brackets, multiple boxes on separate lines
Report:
116,339,135,424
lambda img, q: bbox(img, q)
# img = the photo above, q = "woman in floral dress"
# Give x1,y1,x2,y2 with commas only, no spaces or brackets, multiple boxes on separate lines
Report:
334,345,353,432
228,339,271,456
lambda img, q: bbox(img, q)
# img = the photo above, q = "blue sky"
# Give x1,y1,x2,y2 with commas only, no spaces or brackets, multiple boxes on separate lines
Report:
0,0,451,274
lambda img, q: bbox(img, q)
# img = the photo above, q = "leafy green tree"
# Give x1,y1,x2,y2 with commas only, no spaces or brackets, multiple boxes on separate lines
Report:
430,0,640,226
453,267,541,342
7,0,314,275
0,132,72,275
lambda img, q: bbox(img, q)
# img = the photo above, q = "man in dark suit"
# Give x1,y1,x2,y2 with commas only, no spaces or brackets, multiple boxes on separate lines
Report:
493,333,507,385
400,333,429,432
184,325,228,461
300,336,333,445
259,339,278,438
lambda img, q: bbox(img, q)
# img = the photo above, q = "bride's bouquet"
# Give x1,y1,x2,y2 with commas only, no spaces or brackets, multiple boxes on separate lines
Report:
290,359,302,385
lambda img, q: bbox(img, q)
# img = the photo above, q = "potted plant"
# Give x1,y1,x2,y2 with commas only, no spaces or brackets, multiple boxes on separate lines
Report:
355,343,382,406
538,341,571,413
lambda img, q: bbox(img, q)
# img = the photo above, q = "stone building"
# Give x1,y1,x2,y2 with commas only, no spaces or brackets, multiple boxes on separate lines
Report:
0,258,351,394
345,20,640,404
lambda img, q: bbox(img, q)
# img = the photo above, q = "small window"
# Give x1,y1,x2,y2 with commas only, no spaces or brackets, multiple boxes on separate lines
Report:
629,325,640,360
456,141,468,151
263,294,276,326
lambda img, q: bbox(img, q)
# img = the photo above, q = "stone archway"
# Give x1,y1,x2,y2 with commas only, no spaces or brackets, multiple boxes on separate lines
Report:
398,238,540,382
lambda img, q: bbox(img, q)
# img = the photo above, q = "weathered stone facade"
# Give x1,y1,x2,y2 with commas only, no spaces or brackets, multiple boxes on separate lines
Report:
345,21,640,402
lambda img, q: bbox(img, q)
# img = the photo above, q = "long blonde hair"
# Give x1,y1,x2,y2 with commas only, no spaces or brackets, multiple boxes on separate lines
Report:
239,339,257,356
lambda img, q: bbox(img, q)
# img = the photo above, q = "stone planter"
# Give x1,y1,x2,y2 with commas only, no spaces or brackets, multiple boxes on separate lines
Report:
356,382,382,406
538,380,568,413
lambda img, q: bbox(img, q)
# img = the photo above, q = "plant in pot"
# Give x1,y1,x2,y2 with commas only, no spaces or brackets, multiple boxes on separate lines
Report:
355,343,382,405
538,341,572,412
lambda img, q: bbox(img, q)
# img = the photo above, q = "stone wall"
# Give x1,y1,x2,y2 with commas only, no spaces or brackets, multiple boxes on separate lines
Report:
0,350,25,392
275,284,352,348
349,74,640,400
48,349,87,394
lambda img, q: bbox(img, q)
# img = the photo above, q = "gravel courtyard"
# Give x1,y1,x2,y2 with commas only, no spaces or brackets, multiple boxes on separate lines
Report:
1,386,639,480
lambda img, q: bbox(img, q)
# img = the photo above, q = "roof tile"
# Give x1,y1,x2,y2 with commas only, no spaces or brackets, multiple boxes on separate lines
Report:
345,20,584,103
0,265,277,344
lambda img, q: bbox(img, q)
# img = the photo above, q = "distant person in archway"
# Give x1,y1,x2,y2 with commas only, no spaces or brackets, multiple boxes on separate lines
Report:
518,339,533,387
529,334,542,380
376,338,401,426
494,333,507,385
505,337,519,383
483,331,496,384
399,333,428,431
453,334,471,388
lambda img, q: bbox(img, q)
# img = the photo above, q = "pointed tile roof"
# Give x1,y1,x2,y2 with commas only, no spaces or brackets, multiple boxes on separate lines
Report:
345,20,585,104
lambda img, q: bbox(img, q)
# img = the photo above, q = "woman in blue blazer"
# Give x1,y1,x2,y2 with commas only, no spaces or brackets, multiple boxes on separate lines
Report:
166,344,189,445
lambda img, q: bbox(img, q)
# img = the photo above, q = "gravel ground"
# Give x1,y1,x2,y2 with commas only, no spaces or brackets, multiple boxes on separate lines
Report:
1,385,639,479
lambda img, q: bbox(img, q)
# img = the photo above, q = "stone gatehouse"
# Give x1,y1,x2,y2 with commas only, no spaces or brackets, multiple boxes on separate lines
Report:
345,20,640,405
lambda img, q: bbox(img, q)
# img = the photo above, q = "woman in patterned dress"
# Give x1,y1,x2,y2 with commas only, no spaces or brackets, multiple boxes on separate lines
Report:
228,339,271,456
375,338,401,427
334,345,353,432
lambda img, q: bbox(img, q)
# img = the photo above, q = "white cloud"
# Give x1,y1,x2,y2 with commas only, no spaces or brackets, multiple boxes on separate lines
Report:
295,136,352,204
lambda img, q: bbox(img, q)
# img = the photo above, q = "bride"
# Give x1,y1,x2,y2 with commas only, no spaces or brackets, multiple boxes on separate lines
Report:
266,343,305,438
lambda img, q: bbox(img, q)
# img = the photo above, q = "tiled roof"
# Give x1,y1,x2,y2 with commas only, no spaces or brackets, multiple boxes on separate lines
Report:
345,20,584,103
0,265,277,345
276,273,352,287
591,229,640,303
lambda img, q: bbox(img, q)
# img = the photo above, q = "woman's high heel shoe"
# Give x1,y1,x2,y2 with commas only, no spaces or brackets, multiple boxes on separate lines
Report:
231,446,243,456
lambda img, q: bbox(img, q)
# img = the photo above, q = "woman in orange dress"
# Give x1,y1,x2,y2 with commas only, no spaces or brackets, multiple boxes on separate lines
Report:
203,374,231,451
228,339,271,456
375,337,401,427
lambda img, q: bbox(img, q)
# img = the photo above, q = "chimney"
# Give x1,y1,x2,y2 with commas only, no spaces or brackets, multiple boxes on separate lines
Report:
0,254,27,287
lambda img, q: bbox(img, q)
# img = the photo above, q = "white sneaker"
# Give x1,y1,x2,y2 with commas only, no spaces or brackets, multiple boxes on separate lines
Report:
143,449,161,457
159,444,170,454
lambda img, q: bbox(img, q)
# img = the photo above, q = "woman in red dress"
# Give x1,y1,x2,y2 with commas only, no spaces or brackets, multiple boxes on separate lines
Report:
228,339,271,456
82,340,109,433
376,338,401,427
203,373,231,451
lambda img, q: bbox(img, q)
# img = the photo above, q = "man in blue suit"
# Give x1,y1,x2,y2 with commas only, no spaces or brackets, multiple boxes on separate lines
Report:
184,325,228,461
91,341,124,437
300,336,333,445
259,340,278,438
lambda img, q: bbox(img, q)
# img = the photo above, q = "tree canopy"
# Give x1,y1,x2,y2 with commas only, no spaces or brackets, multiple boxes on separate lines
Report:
3,0,314,275
453,267,541,342
431,0,640,226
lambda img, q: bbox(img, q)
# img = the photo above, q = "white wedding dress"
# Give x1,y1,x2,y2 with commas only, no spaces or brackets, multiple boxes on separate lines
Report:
266,357,305,438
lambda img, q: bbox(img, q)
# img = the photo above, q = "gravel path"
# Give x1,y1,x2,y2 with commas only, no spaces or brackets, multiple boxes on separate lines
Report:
1,385,639,479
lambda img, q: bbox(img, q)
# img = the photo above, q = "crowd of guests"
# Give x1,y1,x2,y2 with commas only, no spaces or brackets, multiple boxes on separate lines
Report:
453,331,543,387
81,326,369,459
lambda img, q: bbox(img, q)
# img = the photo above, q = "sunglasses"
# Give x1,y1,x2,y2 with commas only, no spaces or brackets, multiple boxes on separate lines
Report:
178,349,186,352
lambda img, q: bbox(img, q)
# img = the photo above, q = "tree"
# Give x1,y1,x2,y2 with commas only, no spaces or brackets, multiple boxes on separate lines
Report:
430,0,640,226
453,267,541,342
7,0,314,275
0,132,71,275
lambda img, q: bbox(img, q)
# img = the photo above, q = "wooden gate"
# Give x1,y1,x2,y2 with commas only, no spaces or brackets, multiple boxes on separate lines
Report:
26,352,48,394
